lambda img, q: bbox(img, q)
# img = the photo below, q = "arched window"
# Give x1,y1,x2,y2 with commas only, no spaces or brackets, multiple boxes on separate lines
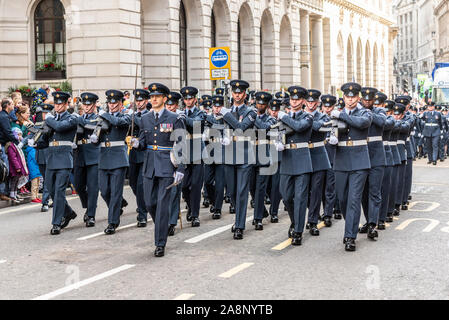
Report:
179,0,187,88
34,0,66,79
211,10,216,48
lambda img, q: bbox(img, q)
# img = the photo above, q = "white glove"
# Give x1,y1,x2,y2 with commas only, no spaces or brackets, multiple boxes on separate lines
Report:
127,109,134,115
441,135,444,140
220,108,231,116
329,135,339,145
17,142,23,149
99,110,106,116
174,171,185,185
221,137,231,146
72,113,80,118
46,114,55,120
28,139,35,147
89,134,98,144
71,143,77,150
131,138,139,148
331,110,341,119
418,133,422,138
275,142,285,152
277,111,287,120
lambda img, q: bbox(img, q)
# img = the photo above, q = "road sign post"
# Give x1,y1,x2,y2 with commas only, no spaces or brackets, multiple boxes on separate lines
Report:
209,47,231,81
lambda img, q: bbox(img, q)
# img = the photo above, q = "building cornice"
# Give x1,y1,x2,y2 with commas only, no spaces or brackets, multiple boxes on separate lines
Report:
327,0,396,26
435,0,449,15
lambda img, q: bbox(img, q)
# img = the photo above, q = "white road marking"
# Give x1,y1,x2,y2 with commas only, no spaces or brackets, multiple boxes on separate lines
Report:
408,201,441,212
396,218,440,232
173,293,195,300
0,260,6,264
219,263,254,279
32,264,135,300
77,222,142,241
184,216,254,244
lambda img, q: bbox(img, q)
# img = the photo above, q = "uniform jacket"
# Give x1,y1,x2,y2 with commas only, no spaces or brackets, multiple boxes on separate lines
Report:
205,113,227,164
421,111,443,137
333,105,373,172
366,107,387,167
308,111,331,172
129,109,149,164
254,113,276,167
41,112,78,170
75,113,101,167
396,119,410,162
138,109,186,178
279,110,313,175
96,112,131,170
382,115,395,167
183,107,207,163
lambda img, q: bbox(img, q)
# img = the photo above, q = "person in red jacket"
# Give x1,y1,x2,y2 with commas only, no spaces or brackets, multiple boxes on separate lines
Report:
5,128,29,203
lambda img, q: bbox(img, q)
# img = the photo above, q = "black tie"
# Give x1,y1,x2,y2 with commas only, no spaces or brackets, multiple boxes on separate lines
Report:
155,113,159,121
137,112,141,117
188,110,192,117
236,107,239,114
56,114,60,121
292,113,296,119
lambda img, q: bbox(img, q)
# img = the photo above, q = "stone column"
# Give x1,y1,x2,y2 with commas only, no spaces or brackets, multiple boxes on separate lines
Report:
310,15,324,91
300,10,311,87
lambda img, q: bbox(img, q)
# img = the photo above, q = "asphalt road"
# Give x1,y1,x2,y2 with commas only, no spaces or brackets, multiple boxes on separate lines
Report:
1,158,448,300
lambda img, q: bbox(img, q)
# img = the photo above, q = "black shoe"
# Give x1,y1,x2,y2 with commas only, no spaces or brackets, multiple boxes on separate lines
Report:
270,215,279,223
386,214,394,222
120,209,124,216
252,219,256,226
255,220,263,231
367,224,379,240
393,209,400,216
231,225,236,233
440,159,445,162
168,225,176,236
408,195,412,200
263,208,269,218
288,224,294,238
61,211,77,229
377,221,386,230
433,161,437,165
265,197,271,205
401,205,408,210
154,246,165,257
86,217,95,228
50,225,61,235
229,205,235,214
49,203,54,208
323,216,332,227
233,228,243,240
424,154,427,158
427,161,432,164
137,220,147,228
359,223,369,233
344,238,356,252
224,195,231,204
203,198,210,208
209,205,215,214
41,205,49,212
309,224,320,236
83,213,88,223
186,209,192,222
250,199,255,208
334,213,342,220
306,222,310,230
191,217,200,227
212,209,221,220
291,232,302,246
121,198,128,208
104,224,116,235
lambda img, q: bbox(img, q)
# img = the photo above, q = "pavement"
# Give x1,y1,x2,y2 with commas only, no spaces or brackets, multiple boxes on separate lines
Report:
0,158,448,300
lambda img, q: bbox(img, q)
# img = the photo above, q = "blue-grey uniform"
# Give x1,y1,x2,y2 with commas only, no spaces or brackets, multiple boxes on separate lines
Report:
321,95,338,220
360,89,386,233
251,93,276,227
388,116,402,218
279,86,313,242
34,104,53,210
379,100,396,224
201,98,215,207
74,93,100,224
438,106,448,160
40,92,78,233
394,104,411,211
305,90,331,231
220,80,257,238
129,89,151,225
138,83,186,255
402,105,417,207
422,106,443,163
332,83,372,250
96,90,131,232
180,86,206,226
203,95,227,220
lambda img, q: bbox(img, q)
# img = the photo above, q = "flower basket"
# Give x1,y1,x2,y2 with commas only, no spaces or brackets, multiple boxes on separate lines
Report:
36,70,66,80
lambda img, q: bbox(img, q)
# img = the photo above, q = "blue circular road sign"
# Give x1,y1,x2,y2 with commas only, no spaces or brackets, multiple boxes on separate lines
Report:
211,49,229,68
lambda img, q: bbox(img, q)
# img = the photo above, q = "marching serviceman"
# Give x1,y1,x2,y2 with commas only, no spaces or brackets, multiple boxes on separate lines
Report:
35,91,78,235
359,88,386,241
330,83,373,252
378,99,396,229
388,107,402,219
92,90,131,235
276,85,313,245
74,92,100,227
304,89,332,234
320,95,339,224
251,92,276,230
134,83,186,257
422,102,443,165
129,89,150,227
218,80,256,240
179,86,206,227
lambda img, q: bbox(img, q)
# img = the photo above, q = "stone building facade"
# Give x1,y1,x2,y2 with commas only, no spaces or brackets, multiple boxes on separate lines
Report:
0,0,396,100
435,0,449,62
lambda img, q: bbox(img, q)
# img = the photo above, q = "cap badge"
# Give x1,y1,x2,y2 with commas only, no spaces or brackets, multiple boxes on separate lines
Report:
85,95,88,99
367,90,370,94
236,82,240,87
111,93,114,97
152,85,157,90
294,89,298,93
261,95,264,99
168,95,172,98
327,98,330,102
349,86,353,90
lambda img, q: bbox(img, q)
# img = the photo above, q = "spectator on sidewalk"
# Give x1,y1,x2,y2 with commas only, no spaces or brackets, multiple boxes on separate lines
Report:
5,128,29,203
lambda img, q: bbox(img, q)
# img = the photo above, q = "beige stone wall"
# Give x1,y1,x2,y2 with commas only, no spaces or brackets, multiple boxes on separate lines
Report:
0,0,395,100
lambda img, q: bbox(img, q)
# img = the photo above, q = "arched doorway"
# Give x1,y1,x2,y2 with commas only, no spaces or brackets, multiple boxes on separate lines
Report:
260,9,275,91
237,3,255,85
280,15,293,88
365,41,371,86
336,32,345,87
347,36,354,82
356,38,363,83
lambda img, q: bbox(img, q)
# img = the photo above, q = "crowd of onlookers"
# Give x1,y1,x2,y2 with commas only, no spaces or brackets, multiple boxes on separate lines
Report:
0,84,56,204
